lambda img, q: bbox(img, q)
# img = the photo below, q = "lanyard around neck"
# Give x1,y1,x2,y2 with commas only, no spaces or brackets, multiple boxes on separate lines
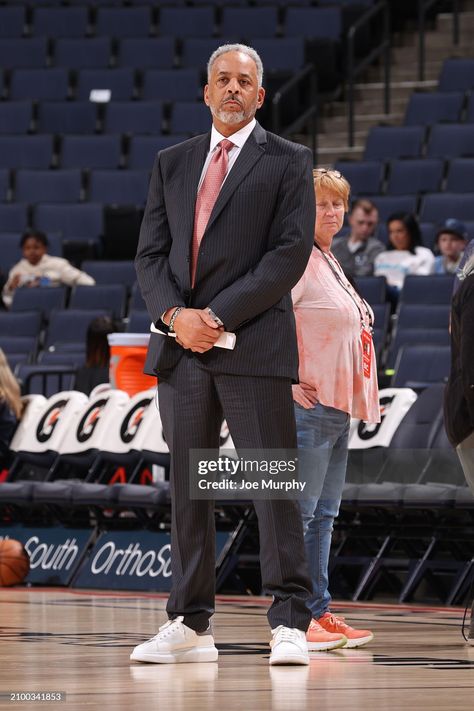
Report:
314,243,373,331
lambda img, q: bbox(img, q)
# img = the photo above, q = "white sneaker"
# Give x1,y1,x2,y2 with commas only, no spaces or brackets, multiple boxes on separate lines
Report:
269,626,309,666
130,616,218,664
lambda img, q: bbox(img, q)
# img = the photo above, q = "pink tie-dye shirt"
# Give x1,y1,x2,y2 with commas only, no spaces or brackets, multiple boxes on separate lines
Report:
292,247,380,424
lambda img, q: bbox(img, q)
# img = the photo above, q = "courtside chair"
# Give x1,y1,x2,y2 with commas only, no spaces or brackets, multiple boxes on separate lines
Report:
391,344,451,388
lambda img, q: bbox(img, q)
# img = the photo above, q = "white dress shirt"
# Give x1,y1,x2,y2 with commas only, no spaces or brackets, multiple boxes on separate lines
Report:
197,118,257,192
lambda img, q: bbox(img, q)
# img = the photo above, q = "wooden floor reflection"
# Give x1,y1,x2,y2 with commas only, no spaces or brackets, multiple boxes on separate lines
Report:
0,588,473,710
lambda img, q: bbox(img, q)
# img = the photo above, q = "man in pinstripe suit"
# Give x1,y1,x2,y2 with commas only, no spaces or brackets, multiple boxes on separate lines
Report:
132,44,315,666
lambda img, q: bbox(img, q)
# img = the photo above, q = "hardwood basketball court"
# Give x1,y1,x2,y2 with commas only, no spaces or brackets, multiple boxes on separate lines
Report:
0,588,473,710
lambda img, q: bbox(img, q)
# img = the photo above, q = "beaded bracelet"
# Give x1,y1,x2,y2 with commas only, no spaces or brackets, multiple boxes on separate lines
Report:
168,306,184,333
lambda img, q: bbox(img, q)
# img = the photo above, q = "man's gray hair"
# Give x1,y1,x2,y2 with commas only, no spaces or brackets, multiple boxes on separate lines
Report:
207,44,264,87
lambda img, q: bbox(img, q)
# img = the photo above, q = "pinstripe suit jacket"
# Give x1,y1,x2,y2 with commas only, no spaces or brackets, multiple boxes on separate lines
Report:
135,121,315,380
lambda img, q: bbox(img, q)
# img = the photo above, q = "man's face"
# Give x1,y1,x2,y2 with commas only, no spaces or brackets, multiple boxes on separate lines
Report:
349,207,377,242
22,237,47,266
438,232,466,260
204,51,265,135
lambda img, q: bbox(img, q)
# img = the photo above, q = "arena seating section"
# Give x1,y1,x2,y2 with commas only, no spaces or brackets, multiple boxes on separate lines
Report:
0,0,473,603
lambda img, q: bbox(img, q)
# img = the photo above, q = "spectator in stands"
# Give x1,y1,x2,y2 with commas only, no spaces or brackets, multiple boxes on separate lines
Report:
433,219,468,275
292,168,380,652
444,250,474,646
2,230,95,308
0,348,23,469
74,316,115,396
374,212,435,302
332,198,384,277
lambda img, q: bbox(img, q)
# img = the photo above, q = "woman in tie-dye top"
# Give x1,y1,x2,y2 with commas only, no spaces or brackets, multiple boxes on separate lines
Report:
292,168,380,652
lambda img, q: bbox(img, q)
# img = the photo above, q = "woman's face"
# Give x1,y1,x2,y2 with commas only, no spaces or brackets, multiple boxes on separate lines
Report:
314,189,345,251
388,220,411,251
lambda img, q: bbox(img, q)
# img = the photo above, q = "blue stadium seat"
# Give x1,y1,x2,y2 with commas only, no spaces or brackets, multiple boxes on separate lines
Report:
127,135,187,170
285,7,342,40
386,328,450,369
386,159,444,196
69,284,127,319
126,309,150,333
0,102,32,134
159,7,215,38
445,158,474,193
142,69,200,101
438,58,474,93
34,203,104,243
61,135,121,170
104,101,163,134
117,37,175,69
37,101,97,135
248,37,305,72
354,276,387,304
15,170,82,204
399,276,454,305
419,222,437,250
0,7,25,38
0,170,9,201
31,7,89,38
170,102,211,135
45,309,110,348
403,91,464,126
0,311,41,338
39,351,85,368
11,287,67,318
220,7,278,38
0,336,37,360
0,38,48,70
10,68,70,101
371,195,418,221
88,170,149,206
0,233,23,273
419,193,474,223
95,7,152,38
76,68,135,101
467,93,474,123
0,204,28,232
81,260,136,289
181,38,229,70
0,136,53,169
364,126,425,161
130,282,147,311
392,344,450,388
54,38,111,69
335,160,383,195
427,124,474,159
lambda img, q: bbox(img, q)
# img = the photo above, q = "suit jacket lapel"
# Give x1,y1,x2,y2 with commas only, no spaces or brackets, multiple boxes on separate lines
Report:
204,123,267,235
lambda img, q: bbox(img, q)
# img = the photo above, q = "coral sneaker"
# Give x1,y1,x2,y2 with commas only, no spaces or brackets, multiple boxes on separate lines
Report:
317,612,374,649
306,619,347,651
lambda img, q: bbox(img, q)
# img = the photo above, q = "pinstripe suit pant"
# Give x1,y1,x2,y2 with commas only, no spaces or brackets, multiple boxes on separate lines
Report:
158,353,313,633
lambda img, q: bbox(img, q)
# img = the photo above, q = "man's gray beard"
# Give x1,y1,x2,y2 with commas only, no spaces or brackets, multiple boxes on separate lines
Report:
211,102,258,126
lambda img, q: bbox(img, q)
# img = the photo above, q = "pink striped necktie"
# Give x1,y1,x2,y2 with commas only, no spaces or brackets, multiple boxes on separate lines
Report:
191,138,234,287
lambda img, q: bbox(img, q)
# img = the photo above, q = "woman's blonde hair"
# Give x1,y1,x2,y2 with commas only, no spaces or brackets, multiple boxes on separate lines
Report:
313,168,351,211
0,349,23,420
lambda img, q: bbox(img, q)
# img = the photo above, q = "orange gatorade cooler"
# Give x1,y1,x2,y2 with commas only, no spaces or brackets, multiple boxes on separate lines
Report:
108,333,156,396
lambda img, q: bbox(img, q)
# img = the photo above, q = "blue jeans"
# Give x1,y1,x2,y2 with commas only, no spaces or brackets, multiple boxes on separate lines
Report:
295,402,350,619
